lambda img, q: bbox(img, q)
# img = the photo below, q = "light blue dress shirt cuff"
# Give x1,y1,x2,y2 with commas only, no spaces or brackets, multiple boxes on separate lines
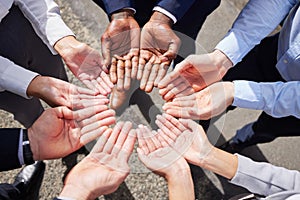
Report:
232,80,262,110
215,31,251,66
18,129,25,166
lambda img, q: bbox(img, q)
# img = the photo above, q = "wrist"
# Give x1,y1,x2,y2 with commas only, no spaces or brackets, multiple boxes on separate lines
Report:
211,49,233,71
224,82,235,106
27,75,42,97
27,128,39,161
54,36,81,58
200,147,238,180
111,9,135,20
149,11,173,26
60,184,92,200
164,160,190,181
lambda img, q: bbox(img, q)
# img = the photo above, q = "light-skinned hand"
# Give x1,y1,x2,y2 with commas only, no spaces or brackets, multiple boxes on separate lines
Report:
162,82,234,120
59,121,136,200
54,36,113,95
138,11,181,93
136,124,189,178
158,50,233,101
28,105,116,161
155,114,214,166
27,76,110,109
136,124,194,200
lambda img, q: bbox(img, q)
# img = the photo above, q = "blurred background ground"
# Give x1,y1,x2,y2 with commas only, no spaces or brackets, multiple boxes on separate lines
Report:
1,0,300,199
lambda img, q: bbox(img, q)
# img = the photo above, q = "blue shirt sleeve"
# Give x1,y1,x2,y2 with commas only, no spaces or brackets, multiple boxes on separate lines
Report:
215,0,298,65
232,80,300,119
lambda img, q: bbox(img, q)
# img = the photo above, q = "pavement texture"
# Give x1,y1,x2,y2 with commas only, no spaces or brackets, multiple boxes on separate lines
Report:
1,0,300,199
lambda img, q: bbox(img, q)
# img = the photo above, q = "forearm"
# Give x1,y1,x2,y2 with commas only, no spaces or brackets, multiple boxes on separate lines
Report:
199,147,238,180
166,169,194,200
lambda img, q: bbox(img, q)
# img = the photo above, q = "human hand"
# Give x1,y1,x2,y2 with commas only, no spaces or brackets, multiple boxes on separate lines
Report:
136,125,189,178
54,36,113,95
60,121,136,200
155,114,214,166
101,9,140,90
162,82,234,120
158,50,233,101
138,11,181,92
28,105,116,160
136,124,194,200
27,76,109,109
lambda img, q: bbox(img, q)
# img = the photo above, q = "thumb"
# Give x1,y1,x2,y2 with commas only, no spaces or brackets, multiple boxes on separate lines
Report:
160,42,180,62
55,106,74,120
101,34,112,66
178,119,201,132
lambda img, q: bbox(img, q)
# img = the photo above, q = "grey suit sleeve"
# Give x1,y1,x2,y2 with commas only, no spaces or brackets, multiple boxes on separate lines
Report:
230,154,300,196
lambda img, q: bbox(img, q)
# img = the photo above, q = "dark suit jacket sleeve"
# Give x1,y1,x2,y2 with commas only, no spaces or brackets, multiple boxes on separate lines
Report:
156,0,196,21
0,129,21,172
92,0,135,15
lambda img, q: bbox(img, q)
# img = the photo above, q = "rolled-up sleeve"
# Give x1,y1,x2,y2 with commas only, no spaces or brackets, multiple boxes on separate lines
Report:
0,56,39,98
232,80,300,119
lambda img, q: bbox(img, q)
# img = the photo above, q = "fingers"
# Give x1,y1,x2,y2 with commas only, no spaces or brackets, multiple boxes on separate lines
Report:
131,54,139,79
110,57,118,84
124,59,132,90
137,50,151,80
111,121,133,156
120,129,136,162
101,33,112,66
178,119,203,133
145,63,160,93
80,126,108,145
116,59,125,91
154,63,169,87
102,121,124,154
160,37,181,63
91,128,112,153
137,127,149,155
140,62,152,91
158,70,181,91
156,115,182,136
72,105,109,121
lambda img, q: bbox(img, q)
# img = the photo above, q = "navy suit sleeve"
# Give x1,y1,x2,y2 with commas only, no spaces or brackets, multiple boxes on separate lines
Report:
156,0,196,21
0,129,21,172
93,0,135,15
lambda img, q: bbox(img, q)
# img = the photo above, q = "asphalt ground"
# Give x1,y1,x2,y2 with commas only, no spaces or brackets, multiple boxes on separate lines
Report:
1,0,300,199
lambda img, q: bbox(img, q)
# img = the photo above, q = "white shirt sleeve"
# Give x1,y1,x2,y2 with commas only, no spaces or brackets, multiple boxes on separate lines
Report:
0,0,14,21
0,56,39,98
14,0,75,55
153,6,177,24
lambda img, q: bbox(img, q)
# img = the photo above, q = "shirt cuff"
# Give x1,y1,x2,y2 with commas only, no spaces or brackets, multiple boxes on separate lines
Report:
0,60,39,99
232,80,263,110
56,197,76,200
153,6,177,24
45,17,75,54
18,129,24,166
215,30,252,66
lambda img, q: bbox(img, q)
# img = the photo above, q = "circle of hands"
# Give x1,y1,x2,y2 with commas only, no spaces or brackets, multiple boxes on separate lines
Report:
31,13,235,200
